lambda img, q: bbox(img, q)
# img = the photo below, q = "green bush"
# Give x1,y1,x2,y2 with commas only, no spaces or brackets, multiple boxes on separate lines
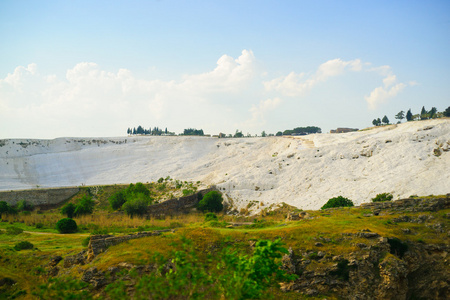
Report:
61,203,76,218
74,196,95,217
204,212,218,222
108,191,127,210
122,194,150,218
35,223,44,229
0,201,10,218
6,226,23,235
321,196,354,210
56,218,78,234
14,241,34,251
198,191,223,212
16,200,34,212
372,193,393,202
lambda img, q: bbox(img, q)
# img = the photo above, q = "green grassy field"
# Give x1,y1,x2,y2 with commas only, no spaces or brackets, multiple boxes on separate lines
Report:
0,184,448,299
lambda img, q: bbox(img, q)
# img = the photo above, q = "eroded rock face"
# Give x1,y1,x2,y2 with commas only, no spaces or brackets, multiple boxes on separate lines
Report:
63,250,87,268
281,237,450,299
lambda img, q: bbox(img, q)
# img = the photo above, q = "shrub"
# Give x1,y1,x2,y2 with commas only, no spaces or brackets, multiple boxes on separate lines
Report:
109,191,127,210
0,201,9,218
204,212,218,222
14,241,34,251
197,191,223,212
35,223,44,229
321,196,354,210
61,203,76,218
6,226,23,235
74,196,95,217
16,200,34,212
122,194,150,218
372,193,393,202
56,218,78,234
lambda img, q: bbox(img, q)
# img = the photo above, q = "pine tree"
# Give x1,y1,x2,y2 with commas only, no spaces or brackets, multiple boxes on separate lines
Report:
429,107,437,119
382,115,389,125
420,106,427,120
406,109,413,121
444,106,450,117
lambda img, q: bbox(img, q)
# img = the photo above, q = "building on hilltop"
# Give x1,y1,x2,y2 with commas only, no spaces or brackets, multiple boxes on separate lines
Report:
330,128,359,133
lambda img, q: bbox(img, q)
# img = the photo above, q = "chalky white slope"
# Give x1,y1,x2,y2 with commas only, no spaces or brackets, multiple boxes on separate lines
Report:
0,119,449,210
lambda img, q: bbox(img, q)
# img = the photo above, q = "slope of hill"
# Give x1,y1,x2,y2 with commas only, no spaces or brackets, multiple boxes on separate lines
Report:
1,119,449,210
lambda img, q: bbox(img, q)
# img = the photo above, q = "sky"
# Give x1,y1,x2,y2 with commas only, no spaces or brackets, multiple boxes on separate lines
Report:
1,0,449,139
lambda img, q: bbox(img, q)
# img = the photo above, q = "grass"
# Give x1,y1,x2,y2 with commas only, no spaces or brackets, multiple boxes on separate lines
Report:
0,186,448,299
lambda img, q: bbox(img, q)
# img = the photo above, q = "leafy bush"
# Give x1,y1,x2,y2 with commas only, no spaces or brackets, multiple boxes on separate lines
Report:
0,201,9,218
372,193,393,202
6,226,23,235
108,191,127,210
16,200,34,212
35,223,44,229
198,191,223,212
56,218,78,234
14,241,34,251
204,212,218,222
321,196,354,210
61,203,76,218
122,194,150,218
74,196,95,216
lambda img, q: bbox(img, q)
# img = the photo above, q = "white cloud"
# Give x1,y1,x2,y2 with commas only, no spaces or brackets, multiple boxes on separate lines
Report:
0,50,258,138
365,80,406,110
243,97,283,128
264,58,362,96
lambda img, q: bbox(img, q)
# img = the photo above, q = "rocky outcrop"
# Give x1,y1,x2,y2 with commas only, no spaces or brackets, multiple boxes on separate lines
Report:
281,232,450,299
0,187,80,208
146,187,218,217
360,195,450,213
87,230,172,261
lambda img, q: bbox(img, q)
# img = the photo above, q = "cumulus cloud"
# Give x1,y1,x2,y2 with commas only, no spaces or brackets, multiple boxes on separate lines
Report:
365,75,407,110
264,58,362,96
0,50,258,138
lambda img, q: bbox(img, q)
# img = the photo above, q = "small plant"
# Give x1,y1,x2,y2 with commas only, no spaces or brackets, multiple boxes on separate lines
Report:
204,212,218,222
35,223,44,229
182,189,194,196
321,196,354,210
157,177,164,183
14,241,34,251
56,218,78,234
372,193,393,202
197,191,224,212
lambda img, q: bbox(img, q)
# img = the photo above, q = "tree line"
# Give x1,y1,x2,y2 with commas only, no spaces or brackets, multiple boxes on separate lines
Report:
372,106,450,126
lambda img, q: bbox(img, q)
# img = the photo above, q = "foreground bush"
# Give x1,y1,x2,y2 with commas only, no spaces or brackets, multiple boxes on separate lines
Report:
56,218,78,233
14,241,34,251
198,191,223,212
105,238,296,299
321,196,354,210
372,193,393,202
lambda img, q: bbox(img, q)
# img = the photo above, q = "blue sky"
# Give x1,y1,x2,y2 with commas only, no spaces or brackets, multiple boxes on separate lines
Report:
1,0,449,138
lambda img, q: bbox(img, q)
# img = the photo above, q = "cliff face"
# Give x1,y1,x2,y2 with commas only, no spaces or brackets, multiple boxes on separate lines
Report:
282,237,449,299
